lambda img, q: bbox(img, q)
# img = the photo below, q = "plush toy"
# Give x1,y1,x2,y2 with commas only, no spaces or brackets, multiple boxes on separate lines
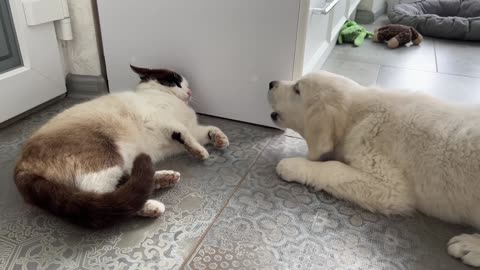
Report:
373,24,424,49
337,20,373,47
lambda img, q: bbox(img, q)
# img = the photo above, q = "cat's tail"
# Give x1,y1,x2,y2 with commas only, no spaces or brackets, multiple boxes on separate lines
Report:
14,153,155,229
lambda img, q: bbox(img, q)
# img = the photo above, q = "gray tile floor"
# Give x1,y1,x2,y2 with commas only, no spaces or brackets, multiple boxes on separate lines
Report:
324,16,480,104
1,17,479,270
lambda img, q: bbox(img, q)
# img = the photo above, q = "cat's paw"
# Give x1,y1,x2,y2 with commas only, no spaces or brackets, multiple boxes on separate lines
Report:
448,234,480,267
137,200,165,218
187,144,209,160
209,129,229,149
154,170,181,189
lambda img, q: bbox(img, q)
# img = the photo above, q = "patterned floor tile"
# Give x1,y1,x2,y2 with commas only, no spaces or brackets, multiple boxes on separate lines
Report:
0,98,280,270
186,136,474,270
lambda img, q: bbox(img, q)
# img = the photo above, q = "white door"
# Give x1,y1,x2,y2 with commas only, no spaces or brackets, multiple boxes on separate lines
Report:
0,0,65,123
98,0,301,127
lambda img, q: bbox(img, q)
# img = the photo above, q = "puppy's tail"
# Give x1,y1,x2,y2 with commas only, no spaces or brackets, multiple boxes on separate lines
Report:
14,154,155,229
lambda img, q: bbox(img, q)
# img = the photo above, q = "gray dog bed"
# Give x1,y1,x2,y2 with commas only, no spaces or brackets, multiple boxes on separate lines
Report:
388,0,480,40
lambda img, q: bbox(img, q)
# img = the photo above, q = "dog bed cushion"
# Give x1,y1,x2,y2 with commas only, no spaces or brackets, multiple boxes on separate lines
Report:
388,0,480,40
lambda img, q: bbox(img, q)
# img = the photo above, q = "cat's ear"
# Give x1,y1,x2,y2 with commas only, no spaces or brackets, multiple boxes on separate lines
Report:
130,65,183,86
130,65,152,76
172,72,182,81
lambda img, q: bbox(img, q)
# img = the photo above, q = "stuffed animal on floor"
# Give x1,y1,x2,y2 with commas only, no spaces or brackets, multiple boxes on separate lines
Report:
373,24,424,49
337,20,373,47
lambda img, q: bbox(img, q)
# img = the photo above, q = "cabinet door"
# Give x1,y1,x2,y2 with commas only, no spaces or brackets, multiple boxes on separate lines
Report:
304,0,331,71
302,0,341,74
348,0,362,16
329,0,348,42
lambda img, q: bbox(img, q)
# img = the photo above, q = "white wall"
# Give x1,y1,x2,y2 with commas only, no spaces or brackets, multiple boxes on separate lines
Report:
59,0,103,77
358,0,386,14
386,0,418,10
372,0,386,11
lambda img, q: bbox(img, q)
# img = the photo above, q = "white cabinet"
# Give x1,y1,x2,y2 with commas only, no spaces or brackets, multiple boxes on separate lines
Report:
299,0,361,77
98,0,360,127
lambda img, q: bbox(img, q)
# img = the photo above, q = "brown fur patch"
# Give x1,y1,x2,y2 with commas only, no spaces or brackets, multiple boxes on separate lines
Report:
14,154,155,229
16,122,123,186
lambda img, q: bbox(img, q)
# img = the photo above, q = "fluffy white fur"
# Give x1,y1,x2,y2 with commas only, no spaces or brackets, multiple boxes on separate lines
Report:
137,199,166,217
153,170,181,189
268,71,480,267
66,78,228,217
77,166,124,193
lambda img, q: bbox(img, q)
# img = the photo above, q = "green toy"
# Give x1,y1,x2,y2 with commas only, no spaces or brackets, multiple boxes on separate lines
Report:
337,20,373,47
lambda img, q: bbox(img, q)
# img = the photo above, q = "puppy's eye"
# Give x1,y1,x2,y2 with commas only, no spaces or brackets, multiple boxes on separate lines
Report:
293,84,300,95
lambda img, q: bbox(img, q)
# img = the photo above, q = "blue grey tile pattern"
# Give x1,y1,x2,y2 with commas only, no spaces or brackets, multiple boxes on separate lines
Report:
185,136,474,270
0,98,476,270
0,98,280,270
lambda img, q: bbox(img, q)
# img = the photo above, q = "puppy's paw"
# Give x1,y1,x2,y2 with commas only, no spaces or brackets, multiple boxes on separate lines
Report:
209,129,229,149
448,234,480,267
154,170,181,189
276,158,308,184
137,200,165,218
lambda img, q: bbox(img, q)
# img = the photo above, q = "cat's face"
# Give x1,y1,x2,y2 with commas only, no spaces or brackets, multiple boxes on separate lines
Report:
131,65,192,103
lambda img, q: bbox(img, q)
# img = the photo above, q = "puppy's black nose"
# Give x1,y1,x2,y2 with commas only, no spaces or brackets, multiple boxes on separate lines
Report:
271,112,279,121
269,81,278,90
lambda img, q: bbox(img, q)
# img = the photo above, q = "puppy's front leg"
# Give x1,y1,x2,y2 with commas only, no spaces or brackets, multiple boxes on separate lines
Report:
448,234,480,267
276,157,318,186
276,158,414,216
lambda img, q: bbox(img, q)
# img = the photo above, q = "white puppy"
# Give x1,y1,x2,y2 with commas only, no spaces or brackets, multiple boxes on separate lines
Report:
267,71,480,267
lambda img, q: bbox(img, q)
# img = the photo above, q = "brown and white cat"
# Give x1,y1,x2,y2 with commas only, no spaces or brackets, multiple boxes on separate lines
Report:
14,65,229,228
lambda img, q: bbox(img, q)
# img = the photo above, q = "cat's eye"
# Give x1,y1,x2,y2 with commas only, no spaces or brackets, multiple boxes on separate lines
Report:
173,73,182,88
293,84,300,95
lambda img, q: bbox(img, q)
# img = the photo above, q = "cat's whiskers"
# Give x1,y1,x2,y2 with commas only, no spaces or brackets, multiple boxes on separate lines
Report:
189,97,199,106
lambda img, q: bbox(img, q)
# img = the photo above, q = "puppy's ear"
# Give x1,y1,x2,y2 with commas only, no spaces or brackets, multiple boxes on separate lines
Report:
304,103,335,161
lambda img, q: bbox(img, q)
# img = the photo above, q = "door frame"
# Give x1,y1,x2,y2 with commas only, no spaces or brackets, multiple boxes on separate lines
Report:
0,0,66,123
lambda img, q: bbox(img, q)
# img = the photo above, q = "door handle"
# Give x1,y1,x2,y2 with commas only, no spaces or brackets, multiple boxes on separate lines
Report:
311,0,340,15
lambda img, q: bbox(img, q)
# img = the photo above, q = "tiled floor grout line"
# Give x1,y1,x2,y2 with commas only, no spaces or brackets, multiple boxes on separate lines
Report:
284,134,304,140
433,40,439,73
374,64,382,85
430,69,480,79
331,55,480,80
178,136,275,270
344,58,480,80
380,63,480,79
329,56,433,73
375,64,384,85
